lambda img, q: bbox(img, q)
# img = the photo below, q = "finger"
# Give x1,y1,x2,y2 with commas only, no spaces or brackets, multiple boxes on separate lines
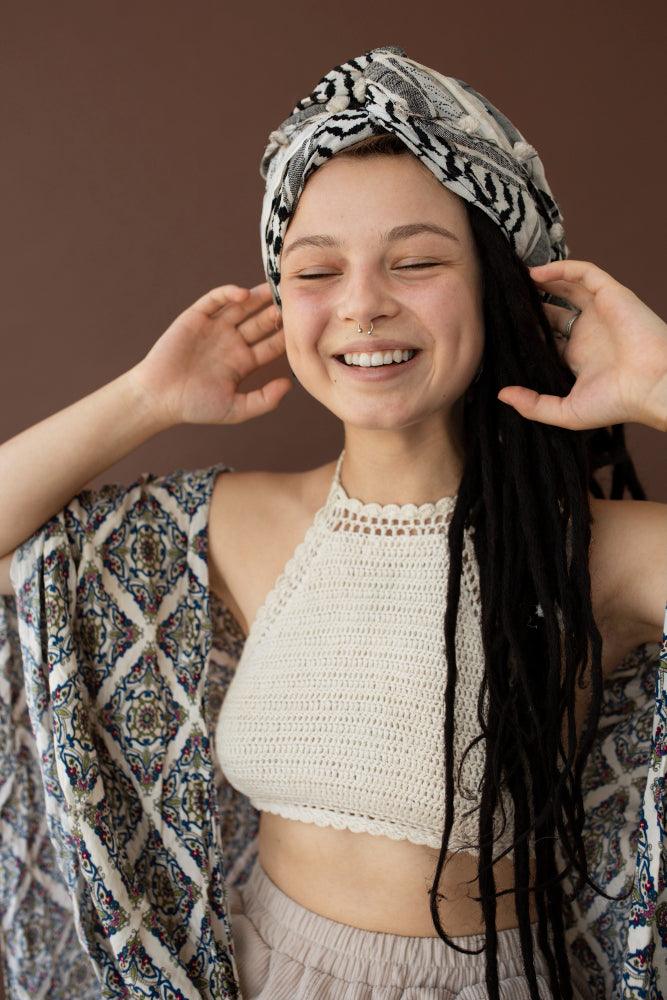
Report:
216,284,276,326
529,259,619,297
251,328,287,367
542,302,580,338
227,377,293,424
191,285,250,317
497,386,582,430
237,303,282,345
536,278,590,311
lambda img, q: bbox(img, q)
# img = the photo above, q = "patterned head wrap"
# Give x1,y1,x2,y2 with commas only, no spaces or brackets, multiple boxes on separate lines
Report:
259,44,568,306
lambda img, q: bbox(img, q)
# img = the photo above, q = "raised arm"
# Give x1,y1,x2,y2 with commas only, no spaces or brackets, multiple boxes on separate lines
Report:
0,281,289,591
0,372,167,572
501,258,667,648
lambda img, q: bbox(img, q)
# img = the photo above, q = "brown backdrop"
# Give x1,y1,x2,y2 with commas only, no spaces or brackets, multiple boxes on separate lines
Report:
2,1,665,499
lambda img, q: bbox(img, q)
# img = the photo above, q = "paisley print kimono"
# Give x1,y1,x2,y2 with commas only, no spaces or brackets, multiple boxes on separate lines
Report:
0,464,665,999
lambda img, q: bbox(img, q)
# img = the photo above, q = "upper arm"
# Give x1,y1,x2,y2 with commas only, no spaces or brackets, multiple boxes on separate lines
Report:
207,468,264,596
0,550,15,595
207,467,297,641
208,466,288,572
589,497,667,649
208,467,280,640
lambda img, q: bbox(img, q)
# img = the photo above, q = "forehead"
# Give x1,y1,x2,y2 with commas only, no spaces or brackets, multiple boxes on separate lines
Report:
284,154,469,244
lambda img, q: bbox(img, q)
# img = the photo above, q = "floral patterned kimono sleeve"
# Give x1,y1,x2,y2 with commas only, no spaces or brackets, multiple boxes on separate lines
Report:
0,458,665,1000
558,604,667,999
0,463,243,1000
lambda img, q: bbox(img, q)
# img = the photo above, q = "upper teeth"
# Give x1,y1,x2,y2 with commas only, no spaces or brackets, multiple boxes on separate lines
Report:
342,349,416,367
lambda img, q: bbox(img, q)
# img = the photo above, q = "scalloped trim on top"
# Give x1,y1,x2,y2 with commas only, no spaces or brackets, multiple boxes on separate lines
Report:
330,482,458,521
330,449,459,522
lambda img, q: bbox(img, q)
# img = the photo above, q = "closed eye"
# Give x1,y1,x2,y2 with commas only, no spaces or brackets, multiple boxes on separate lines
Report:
297,263,440,280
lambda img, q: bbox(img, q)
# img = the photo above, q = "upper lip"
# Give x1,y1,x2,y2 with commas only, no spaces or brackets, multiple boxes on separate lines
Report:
331,340,420,356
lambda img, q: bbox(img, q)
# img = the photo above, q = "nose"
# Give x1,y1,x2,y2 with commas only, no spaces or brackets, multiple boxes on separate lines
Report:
336,266,399,331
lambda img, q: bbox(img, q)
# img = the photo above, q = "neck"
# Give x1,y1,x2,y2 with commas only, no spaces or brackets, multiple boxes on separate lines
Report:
338,429,464,508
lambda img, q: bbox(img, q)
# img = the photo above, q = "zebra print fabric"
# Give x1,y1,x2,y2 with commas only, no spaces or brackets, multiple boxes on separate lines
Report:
259,44,568,306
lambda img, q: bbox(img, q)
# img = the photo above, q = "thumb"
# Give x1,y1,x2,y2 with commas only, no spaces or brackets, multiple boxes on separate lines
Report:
231,377,293,423
264,376,294,409
497,386,570,428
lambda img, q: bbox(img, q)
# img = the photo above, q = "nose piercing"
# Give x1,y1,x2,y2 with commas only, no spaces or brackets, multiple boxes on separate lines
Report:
356,321,374,335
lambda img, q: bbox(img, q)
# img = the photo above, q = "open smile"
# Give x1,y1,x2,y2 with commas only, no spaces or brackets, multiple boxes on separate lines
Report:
333,350,422,380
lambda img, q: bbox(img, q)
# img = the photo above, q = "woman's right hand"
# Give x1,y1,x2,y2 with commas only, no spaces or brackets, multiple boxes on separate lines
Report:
128,282,292,427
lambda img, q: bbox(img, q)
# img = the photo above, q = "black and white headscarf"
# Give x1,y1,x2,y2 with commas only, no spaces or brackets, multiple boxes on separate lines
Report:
259,44,568,306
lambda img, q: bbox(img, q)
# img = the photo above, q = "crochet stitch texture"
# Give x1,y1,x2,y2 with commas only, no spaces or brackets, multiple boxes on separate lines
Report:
216,450,517,858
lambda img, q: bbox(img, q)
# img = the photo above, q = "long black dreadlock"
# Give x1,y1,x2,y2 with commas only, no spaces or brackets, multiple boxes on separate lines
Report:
340,131,646,1000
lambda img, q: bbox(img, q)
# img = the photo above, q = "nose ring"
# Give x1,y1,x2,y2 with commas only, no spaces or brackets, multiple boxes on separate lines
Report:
356,321,374,336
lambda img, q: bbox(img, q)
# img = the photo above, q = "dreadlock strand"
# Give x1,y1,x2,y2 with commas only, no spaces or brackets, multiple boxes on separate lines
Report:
337,132,647,999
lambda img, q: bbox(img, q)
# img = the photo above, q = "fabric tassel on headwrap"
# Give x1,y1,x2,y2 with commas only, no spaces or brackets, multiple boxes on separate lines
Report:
259,44,568,306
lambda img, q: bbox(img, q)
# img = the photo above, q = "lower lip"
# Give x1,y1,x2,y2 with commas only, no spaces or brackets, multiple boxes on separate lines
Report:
333,352,421,381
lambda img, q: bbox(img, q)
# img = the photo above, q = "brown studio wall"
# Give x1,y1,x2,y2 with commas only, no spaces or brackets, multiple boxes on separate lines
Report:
1,0,665,500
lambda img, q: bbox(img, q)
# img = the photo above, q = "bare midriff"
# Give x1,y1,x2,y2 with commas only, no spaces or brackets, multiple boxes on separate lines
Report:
258,810,538,936
210,463,623,938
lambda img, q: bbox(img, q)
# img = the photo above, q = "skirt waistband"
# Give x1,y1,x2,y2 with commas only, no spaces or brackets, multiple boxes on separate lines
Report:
239,858,549,990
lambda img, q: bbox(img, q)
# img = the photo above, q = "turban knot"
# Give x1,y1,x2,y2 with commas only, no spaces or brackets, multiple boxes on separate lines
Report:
259,45,567,306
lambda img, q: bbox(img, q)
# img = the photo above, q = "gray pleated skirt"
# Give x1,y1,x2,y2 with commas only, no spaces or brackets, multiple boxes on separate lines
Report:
228,858,560,999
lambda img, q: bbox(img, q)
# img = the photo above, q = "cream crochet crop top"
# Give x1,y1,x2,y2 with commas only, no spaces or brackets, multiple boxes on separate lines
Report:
215,450,518,858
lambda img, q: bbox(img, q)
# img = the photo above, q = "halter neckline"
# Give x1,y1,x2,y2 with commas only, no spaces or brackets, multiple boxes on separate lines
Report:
325,448,458,524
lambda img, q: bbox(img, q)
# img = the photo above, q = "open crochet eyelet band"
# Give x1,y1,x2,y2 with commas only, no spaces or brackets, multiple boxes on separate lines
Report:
259,44,568,308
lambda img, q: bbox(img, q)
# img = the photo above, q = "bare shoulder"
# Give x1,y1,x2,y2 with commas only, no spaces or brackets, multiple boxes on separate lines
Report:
207,459,336,633
208,467,296,586
588,495,667,651
209,466,293,529
0,550,15,595
209,458,336,542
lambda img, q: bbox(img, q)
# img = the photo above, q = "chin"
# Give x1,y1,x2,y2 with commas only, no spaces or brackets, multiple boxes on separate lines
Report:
334,407,419,431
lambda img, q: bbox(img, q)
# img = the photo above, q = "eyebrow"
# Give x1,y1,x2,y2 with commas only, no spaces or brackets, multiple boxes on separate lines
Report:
282,222,461,260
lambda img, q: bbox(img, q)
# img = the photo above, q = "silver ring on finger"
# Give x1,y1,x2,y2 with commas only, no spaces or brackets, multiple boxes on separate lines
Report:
562,308,582,341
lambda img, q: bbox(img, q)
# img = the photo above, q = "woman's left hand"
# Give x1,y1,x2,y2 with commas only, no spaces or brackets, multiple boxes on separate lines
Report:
497,259,667,432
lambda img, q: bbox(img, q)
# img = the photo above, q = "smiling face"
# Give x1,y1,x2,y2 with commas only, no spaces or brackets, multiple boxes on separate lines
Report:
278,150,485,444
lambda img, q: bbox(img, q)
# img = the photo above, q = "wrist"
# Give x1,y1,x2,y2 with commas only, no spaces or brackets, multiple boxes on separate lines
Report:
121,365,178,435
639,371,667,432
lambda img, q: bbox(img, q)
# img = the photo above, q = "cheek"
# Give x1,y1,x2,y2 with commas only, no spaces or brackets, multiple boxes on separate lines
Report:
281,320,320,370
425,280,484,368
281,297,329,356
420,276,482,330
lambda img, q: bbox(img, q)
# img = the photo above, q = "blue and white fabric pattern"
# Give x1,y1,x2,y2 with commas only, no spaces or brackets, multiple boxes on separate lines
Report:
0,465,665,997
259,44,569,306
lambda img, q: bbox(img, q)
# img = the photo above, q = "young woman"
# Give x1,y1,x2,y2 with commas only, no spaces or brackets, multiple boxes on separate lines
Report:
1,44,666,1000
